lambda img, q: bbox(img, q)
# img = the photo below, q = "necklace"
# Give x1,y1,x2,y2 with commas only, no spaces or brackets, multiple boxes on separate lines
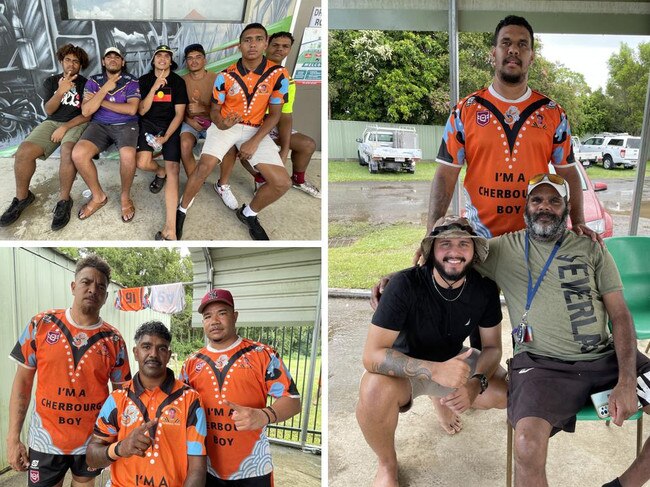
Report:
432,275,467,302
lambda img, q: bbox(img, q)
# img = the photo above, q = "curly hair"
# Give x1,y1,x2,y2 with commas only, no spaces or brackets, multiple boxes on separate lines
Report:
134,321,172,344
56,44,90,70
74,254,111,283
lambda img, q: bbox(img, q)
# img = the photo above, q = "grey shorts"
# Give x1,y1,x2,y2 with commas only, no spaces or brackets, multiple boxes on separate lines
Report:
79,121,138,152
508,350,650,435
180,122,207,143
401,347,480,413
24,120,88,159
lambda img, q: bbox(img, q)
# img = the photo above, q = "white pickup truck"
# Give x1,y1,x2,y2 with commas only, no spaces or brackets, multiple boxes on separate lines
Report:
356,125,422,174
571,136,600,167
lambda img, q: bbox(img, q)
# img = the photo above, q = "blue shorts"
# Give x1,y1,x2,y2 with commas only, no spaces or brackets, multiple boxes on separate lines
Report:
180,122,207,144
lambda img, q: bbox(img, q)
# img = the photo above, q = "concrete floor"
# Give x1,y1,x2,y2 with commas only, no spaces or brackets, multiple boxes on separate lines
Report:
0,444,321,486
329,295,650,487
0,152,321,241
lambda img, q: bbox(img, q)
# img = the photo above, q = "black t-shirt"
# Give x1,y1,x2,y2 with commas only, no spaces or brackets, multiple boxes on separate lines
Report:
372,266,502,362
41,73,88,123
138,70,188,129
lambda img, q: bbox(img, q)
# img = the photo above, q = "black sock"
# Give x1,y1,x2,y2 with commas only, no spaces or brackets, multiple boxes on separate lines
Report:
602,478,622,487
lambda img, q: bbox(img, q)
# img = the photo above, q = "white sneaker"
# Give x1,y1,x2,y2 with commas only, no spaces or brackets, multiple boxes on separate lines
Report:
214,182,239,210
293,181,321,198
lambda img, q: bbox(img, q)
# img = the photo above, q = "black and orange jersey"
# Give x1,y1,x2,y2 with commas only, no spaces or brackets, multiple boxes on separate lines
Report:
10,308,131,454
212,57,289,127
180,337,300,480
94,369,206,487
437,85,575,237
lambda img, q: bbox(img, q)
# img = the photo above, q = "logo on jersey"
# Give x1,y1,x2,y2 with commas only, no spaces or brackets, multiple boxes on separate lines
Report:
257,84,269,94
228,84,241,96
215,354,229,370
30,470,40,483
465,96,475,107
161,407,181,425
532,113,546,129
504,106,520,125
43,315,52,323
121,404,139,427
46,329,61,345
72,332,89,348
547,101,557,109
476,110,490,127
112,333,120,342
96,343,110,356
30,460,39,468
195,361,207,372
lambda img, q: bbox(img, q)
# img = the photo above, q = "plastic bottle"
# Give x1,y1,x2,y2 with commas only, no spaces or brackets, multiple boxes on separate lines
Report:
145,133,162,151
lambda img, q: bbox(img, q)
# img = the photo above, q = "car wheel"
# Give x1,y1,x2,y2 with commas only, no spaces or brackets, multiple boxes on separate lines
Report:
369,162,378,174
603,155,613,170
358,151,367,166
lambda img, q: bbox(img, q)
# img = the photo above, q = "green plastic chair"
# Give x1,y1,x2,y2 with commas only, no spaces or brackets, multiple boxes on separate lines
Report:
605,236,650,353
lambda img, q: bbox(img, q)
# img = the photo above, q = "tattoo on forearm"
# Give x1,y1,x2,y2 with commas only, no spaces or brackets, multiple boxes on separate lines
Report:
373,349,432,381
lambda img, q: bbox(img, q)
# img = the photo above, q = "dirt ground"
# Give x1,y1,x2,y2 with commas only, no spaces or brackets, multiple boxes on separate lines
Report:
328,295,650,487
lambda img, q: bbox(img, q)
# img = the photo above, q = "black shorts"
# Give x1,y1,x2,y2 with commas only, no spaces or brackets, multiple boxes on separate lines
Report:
136,118,182,162
206,472,273,487
79,121,139,153
508,350,650,436
28,449,101,487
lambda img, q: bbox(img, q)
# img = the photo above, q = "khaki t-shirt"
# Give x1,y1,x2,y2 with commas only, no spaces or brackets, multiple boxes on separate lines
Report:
477,230,622,361
183,70,217,118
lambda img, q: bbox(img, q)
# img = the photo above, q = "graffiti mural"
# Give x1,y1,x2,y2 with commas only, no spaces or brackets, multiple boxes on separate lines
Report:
0,0,295,151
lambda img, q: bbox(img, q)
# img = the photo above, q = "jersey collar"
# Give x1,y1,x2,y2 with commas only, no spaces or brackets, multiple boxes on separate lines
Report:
65,308,103,330
488,83,532,103
206,336,242,353
131,367,176,395
236,57,268,76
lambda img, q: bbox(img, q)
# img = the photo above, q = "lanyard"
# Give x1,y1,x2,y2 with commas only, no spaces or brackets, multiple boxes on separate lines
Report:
523,230,563,317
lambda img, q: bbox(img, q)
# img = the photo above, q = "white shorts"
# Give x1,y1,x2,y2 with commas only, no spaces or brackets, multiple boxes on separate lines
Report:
269,126,299,141
201,123,282,167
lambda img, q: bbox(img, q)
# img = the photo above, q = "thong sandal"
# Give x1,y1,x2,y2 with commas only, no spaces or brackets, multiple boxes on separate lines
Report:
149,174,166,194
154,231,174,241
78,196,108,220
121,199,135,223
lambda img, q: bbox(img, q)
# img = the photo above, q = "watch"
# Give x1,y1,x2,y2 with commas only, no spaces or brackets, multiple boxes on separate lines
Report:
471,373,488,394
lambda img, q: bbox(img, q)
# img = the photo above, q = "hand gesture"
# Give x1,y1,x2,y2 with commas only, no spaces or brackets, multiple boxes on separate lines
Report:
50,126,68,143
224,400,268,431
217,112,242,131
608,384,638,426
58,73,77,94
439,382,478,414
153,73,168,92
7,438,29,471
573,223,604,246
102,74,121,93
119,418,158,457
432,349,472,389
238,139,259,162
187,97,203,116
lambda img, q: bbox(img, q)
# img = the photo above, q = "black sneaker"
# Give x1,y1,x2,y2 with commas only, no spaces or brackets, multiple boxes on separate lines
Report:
236,205,269,240
176,207,186,240
0,191,35,226
51,198,73,231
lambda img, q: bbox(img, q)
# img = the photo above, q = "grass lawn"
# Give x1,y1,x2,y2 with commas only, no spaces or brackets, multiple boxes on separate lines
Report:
329,159,638,183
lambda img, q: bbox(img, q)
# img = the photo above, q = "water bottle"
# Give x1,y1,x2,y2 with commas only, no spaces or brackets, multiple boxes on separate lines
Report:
145,133,162,151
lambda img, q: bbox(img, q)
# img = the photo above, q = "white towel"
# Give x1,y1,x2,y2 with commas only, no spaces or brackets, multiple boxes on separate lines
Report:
149,283,185,314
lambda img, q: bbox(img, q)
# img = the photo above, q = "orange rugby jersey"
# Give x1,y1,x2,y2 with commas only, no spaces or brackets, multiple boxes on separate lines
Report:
94,370,206,487
10,308,131,454
212,57,289,127
180,337,300,480
437,85,575,237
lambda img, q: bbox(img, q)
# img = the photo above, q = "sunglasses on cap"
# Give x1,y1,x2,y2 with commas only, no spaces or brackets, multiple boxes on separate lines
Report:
430,218,476,237
528,174,566,186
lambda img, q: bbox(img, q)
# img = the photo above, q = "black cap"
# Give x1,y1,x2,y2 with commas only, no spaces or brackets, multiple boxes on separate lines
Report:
184,43,206,59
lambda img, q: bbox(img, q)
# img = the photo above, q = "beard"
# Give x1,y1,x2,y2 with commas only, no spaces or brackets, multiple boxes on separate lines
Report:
524,206,569,242
433,255,474,283
105,65,122,74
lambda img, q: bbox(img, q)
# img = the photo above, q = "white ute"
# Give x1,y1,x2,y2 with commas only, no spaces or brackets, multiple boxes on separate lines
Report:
356,125,422,174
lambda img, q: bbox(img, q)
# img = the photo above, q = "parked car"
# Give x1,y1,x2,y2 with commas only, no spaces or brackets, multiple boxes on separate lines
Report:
549,163,613,237
581,133,640,170
356,125,422,174
571,136,600,166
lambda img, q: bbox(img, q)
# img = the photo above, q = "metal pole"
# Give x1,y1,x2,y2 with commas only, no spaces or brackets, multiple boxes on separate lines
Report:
299,281,321,452
628,74,650,235
448,0,461,214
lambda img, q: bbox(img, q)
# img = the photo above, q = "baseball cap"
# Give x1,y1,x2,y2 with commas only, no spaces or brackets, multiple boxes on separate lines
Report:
184,43,206,58
103,47,123,58
151,44,178,70
198,288,235,313
527,173,570,200
420,215,489,263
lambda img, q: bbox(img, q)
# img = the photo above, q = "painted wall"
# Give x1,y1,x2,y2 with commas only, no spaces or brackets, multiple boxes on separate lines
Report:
0,0,311,153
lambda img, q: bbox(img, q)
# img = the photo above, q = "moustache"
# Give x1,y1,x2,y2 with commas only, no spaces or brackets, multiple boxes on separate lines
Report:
505,57,521,65
443,256,467,263
532,211,559,221
145,360,162,366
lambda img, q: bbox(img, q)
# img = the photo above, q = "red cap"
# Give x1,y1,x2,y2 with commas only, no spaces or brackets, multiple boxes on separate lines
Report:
198,288,234,313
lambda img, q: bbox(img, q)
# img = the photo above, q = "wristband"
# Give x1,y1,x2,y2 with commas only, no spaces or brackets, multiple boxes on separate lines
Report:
261,408,272,425
266,406,278,423
105,445,115,463
114,440,123,458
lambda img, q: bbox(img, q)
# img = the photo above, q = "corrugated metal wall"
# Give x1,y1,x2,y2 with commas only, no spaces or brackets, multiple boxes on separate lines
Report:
190,247,321,328
0,248,171,471
328,120,445,161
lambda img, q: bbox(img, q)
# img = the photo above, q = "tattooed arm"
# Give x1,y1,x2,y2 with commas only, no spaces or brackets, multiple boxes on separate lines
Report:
362,324,470,389
7,365,36,471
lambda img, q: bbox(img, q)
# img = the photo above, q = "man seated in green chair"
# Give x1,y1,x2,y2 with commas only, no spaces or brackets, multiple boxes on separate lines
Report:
372,173,650,487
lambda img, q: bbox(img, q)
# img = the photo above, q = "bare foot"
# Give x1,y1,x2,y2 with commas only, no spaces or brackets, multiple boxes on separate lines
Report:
372,463,399,487
431,398,463,434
